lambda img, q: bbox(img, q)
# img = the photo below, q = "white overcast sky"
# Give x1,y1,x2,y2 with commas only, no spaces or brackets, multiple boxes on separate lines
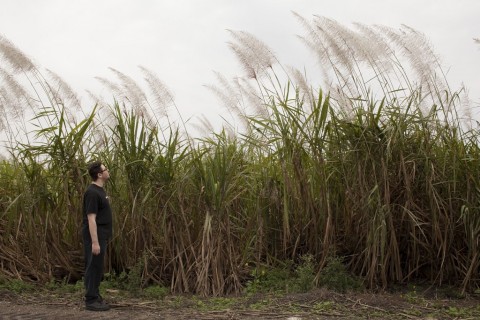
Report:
0,0,479,128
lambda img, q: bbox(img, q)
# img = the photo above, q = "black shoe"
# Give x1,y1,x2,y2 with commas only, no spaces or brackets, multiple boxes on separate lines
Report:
86,300,110,311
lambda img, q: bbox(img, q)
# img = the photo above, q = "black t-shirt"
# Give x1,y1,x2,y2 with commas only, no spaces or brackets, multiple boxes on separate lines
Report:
82,184,112,239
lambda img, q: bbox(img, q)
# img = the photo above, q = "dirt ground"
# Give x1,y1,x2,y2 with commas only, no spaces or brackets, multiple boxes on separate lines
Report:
1,287,479,320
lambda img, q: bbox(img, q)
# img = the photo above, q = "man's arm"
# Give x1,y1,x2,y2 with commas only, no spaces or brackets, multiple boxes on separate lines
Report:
87,213,101,255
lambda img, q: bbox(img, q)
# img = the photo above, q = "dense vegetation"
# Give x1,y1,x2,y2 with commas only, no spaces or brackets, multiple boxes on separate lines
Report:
1,16,479,296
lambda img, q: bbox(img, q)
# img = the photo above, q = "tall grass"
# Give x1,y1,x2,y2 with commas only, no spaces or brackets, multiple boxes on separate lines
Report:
1,16,479,295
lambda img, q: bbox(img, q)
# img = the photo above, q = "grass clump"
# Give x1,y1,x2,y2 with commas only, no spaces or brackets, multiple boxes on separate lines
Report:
103,270,140,296
312,301,334,312
142,285,169,300
101,256,169,300
245,265,291,294
248,298,272,310
102,255,145,296
0,279,34,293
194,297,237,311
292,254,316,292
245,255,316,294
44,278,83,294
446,306,474,318
318,256,363,293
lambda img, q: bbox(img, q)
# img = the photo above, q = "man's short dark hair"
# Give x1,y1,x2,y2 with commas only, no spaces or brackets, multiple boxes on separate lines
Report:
88,161,103,181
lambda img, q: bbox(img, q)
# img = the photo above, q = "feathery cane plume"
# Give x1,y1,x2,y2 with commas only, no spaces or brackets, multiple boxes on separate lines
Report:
108,67,149,118
0,34,36,73
228,30,276,79
139,65,174,118
46,69,82,111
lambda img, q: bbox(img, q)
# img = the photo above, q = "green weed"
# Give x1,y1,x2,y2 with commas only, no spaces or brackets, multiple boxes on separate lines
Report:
142,285,169,300
318,256,363,293
313,301,334,312
44,278,83,294
245,265,292,294
292,254,316,292
248,298,271,310
245,255,316,294
446,306,470,317
0,279,34,293
194,297,236,311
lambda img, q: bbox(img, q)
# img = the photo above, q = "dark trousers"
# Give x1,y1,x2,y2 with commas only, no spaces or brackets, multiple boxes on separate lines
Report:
83,226,108,304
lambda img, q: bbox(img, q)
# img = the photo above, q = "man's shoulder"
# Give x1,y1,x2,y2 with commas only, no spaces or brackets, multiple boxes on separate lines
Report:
84,184,102,196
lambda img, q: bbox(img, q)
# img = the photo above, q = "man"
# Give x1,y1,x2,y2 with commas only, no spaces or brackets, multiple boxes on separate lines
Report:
82,161,112,311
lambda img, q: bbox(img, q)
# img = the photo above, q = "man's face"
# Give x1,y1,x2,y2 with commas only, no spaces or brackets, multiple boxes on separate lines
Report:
98,165,110,181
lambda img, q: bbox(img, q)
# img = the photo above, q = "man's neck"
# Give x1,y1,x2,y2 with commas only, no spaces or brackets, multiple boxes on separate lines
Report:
92,181,104,188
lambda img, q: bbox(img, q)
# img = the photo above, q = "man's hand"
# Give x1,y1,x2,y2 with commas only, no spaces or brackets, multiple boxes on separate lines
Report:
92,242,101,255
